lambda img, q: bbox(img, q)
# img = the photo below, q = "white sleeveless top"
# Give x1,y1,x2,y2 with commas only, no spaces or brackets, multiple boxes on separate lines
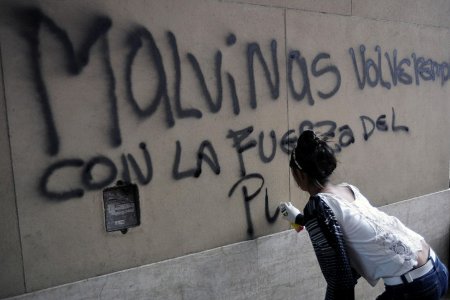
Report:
319,183,424,286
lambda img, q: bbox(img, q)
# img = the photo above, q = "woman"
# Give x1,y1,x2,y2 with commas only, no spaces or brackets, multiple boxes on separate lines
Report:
280,130,448,300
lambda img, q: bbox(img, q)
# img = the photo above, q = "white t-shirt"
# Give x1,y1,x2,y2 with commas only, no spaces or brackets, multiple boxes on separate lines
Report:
319,183,424,286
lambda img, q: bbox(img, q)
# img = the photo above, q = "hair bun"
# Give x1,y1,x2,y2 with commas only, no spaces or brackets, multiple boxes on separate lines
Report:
299,130,323,149
294,129,337,185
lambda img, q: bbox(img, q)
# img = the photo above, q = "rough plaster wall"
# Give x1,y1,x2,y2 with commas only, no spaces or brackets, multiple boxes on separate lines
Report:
353,0,450,29
222,0,351,15
0,0,449,297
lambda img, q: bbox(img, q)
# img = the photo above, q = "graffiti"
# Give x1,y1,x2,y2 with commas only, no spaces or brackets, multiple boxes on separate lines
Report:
247,40,280,108
18,8,119,156
226,176,282,238
37,116,359,201
349,45,450,90
172,140,221,180
82,156,118,190
225,120,354,237
226,173,282,238
16,9,440,156
123,143,153,185
36,111,406,236
288,51,341,105
258,130,277,163
125,27,176,127
39,159,85,200
18,8,285,157
40,142,153,200
11,7,447,236
360,107,409,141
228,173,266,236
227,126,257,177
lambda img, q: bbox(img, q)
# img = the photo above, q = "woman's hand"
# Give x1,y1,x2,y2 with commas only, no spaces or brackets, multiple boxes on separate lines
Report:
279,202,301,223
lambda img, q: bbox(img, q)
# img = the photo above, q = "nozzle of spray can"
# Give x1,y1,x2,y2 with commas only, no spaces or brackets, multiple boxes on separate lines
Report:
291,223,304,232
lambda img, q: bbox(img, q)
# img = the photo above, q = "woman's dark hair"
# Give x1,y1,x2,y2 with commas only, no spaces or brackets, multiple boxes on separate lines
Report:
290,130,336,186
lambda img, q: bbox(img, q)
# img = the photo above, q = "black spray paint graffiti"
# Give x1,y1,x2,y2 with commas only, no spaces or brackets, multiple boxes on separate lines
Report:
224,121,353,237
227,174,279,236
17,8,120,156
224,109,408,237
360,108,409,140
38,108,408,237
172,140,221,179
40,142,152,200
31,121,312,199
288,51,341,105
17,8,442,161
12,8,430,236
39,108,407,202
349,45,450,90
18,8,342,157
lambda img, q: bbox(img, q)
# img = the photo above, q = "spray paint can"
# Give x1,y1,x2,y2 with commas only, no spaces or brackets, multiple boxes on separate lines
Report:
291,223,304,232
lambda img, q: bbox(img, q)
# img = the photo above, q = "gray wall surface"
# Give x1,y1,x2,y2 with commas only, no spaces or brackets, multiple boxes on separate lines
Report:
0,45,26,297
0,0,449,297
5,189,450,300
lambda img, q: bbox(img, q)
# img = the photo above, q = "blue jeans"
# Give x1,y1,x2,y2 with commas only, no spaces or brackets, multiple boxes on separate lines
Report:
376,255,449,300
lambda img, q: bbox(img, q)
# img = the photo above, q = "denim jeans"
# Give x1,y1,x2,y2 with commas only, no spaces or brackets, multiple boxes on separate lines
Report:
376,255,449,300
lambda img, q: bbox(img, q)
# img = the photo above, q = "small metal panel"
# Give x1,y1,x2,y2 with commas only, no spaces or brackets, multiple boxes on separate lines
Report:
103,183,140,232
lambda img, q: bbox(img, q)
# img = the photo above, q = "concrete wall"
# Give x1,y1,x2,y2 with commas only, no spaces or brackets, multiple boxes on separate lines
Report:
5,189,450,300
0,0,449,297
0,42,26,297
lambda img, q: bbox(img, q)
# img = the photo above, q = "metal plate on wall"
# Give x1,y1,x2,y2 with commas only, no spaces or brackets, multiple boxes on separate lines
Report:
103,183,140,232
